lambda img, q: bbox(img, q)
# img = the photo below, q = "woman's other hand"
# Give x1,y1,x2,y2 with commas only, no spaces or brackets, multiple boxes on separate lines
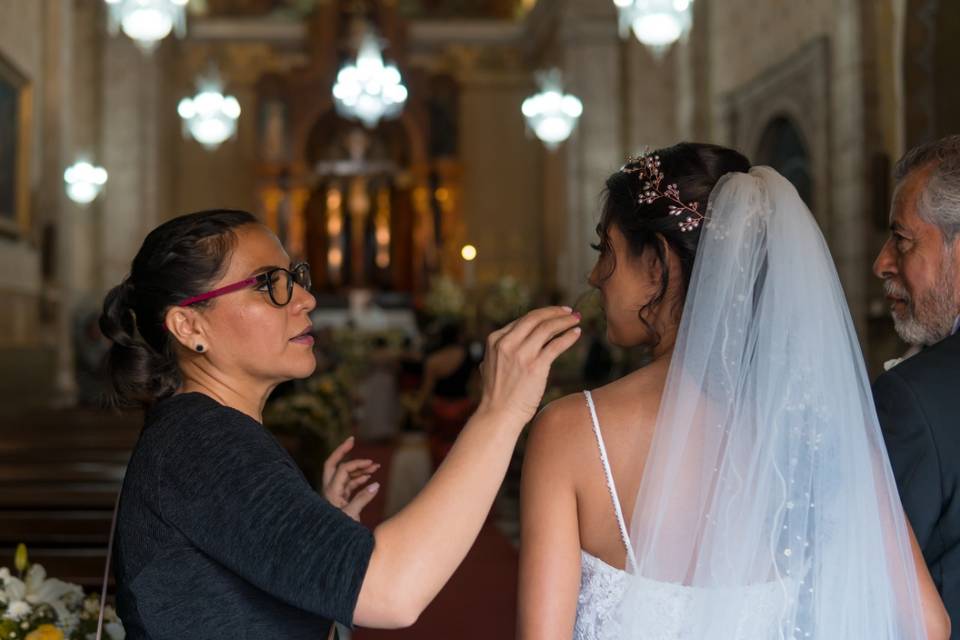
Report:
322,436,381,521
477,307,581,426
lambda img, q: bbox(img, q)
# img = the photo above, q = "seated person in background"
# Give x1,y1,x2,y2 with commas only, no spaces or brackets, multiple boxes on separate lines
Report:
406,321,479,468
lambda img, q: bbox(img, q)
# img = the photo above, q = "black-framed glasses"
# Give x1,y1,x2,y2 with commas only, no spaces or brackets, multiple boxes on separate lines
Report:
177,262,312,307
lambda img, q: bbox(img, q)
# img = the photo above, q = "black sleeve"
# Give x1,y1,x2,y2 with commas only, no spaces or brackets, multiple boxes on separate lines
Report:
157,408,374,625
873,370,943,551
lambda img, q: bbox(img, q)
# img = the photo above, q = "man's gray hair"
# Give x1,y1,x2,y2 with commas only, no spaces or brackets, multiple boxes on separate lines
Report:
895,135,960,241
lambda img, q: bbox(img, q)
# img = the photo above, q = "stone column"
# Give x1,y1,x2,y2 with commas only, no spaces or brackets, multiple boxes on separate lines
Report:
68,0,105,309
829,0,871,341
99,34,169,290
555,0,622,299
42,0,78,405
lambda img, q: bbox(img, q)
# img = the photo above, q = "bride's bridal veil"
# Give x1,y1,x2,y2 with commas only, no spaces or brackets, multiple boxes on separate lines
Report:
618,166,926,638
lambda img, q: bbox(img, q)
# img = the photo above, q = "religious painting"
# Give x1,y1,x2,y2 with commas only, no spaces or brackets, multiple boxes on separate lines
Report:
0,53,31,236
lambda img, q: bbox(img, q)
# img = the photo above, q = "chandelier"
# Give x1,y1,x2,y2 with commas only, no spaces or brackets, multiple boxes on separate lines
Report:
332,30,408,129
104,0,189,52
64,161,108,205
613,0,694,55
177,70,241,150
521,70,583,150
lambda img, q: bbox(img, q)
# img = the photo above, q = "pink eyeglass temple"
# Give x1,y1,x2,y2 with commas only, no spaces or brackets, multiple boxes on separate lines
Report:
176,277,258,307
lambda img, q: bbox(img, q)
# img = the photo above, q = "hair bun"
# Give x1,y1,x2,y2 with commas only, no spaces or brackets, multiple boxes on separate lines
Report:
99,279,140,349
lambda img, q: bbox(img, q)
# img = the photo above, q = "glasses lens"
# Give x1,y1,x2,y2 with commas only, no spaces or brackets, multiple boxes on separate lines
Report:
267,269,293,306
293,263,312,292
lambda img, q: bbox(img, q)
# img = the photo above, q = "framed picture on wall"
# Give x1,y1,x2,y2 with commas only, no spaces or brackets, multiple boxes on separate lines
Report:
0,52,32,237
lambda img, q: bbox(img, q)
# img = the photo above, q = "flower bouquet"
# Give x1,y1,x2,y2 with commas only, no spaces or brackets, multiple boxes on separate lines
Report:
0,545,125,640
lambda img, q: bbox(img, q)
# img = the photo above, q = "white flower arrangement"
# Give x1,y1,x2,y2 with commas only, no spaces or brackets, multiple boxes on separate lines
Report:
424,275,466,321
481,276,532,327
0,545,125,640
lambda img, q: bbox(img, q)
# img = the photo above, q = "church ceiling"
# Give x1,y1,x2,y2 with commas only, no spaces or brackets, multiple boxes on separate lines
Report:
189,0,528,20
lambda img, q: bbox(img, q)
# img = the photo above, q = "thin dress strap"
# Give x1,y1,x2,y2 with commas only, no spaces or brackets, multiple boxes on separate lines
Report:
583,390,637,571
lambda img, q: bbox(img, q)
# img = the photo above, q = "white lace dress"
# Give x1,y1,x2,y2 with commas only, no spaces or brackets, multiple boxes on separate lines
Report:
574,391,789,640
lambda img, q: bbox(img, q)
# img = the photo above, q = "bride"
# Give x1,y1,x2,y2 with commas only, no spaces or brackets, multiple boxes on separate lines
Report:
517,143,950,639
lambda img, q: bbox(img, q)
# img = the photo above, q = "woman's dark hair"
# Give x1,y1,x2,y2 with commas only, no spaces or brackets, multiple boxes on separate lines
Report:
98,209,259,407
592,142,751,345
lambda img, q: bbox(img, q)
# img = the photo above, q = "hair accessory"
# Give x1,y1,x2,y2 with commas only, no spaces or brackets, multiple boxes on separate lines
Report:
621,154,707,232
195,344,204,353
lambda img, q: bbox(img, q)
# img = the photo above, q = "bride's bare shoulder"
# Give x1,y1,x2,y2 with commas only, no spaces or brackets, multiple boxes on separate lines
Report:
525,392,593,463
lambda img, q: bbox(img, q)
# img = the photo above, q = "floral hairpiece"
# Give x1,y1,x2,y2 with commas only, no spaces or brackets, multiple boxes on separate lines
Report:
621,154,706,232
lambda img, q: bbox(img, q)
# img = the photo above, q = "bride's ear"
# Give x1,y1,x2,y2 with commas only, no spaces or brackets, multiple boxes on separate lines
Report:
652,233,679,279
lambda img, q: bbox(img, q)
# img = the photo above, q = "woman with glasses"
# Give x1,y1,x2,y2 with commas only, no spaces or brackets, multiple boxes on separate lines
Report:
99,209,582,639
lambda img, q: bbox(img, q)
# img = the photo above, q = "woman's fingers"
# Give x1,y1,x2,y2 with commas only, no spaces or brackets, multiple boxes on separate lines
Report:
538,326,582,365
482,307,576,380
345,474,373,494
343,482,380,521
486,318,519,350
338,459,376,475
476,306,581,427
322,436,355,486
347,462,380,479
496,307,574,352
520,313,582,361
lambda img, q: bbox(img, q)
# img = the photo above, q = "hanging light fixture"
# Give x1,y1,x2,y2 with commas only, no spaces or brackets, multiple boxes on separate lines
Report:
104,0,189,53
64,161,108,205
177,68,241,150
613,0,694,56
521,69,583,150
332,29,408,129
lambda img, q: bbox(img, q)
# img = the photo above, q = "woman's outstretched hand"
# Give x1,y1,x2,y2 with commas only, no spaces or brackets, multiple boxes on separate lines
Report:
477,306,581,427
322,436,380,521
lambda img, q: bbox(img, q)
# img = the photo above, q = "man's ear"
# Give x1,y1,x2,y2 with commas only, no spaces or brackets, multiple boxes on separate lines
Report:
165,306,206,352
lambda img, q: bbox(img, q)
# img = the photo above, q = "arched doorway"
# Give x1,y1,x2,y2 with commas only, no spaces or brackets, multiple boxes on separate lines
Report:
755,116,813,208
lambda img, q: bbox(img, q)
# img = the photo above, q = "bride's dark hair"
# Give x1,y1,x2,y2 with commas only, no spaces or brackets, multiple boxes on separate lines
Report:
592,142,751,345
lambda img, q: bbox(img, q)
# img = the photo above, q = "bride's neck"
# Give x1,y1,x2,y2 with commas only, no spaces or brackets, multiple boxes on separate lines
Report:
650,331,677,362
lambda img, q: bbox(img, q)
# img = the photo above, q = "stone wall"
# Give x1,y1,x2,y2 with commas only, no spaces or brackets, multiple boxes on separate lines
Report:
460,72,544,287
0,0,45,348
168,42,268,219
699,0,885,357
708,0,835,101
0,0,110,401
0,0,181,401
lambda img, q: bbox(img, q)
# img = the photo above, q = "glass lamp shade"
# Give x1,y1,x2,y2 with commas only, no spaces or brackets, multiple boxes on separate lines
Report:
178,89,241,150
64,161,108,205
521,71,583,150
615,0,693,56
104,0,189,52
332,32,408,128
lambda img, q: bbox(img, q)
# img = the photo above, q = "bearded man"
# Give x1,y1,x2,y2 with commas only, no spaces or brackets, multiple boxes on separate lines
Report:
874,134,960,637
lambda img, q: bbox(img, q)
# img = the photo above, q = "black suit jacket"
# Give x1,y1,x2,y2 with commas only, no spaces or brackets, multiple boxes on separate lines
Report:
874,331,960,635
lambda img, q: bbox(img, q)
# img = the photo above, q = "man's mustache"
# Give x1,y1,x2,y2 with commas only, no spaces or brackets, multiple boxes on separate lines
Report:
884,279,911,305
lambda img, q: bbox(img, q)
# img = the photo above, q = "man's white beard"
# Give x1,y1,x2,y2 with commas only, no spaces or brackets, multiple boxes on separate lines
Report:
886,255,958,346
